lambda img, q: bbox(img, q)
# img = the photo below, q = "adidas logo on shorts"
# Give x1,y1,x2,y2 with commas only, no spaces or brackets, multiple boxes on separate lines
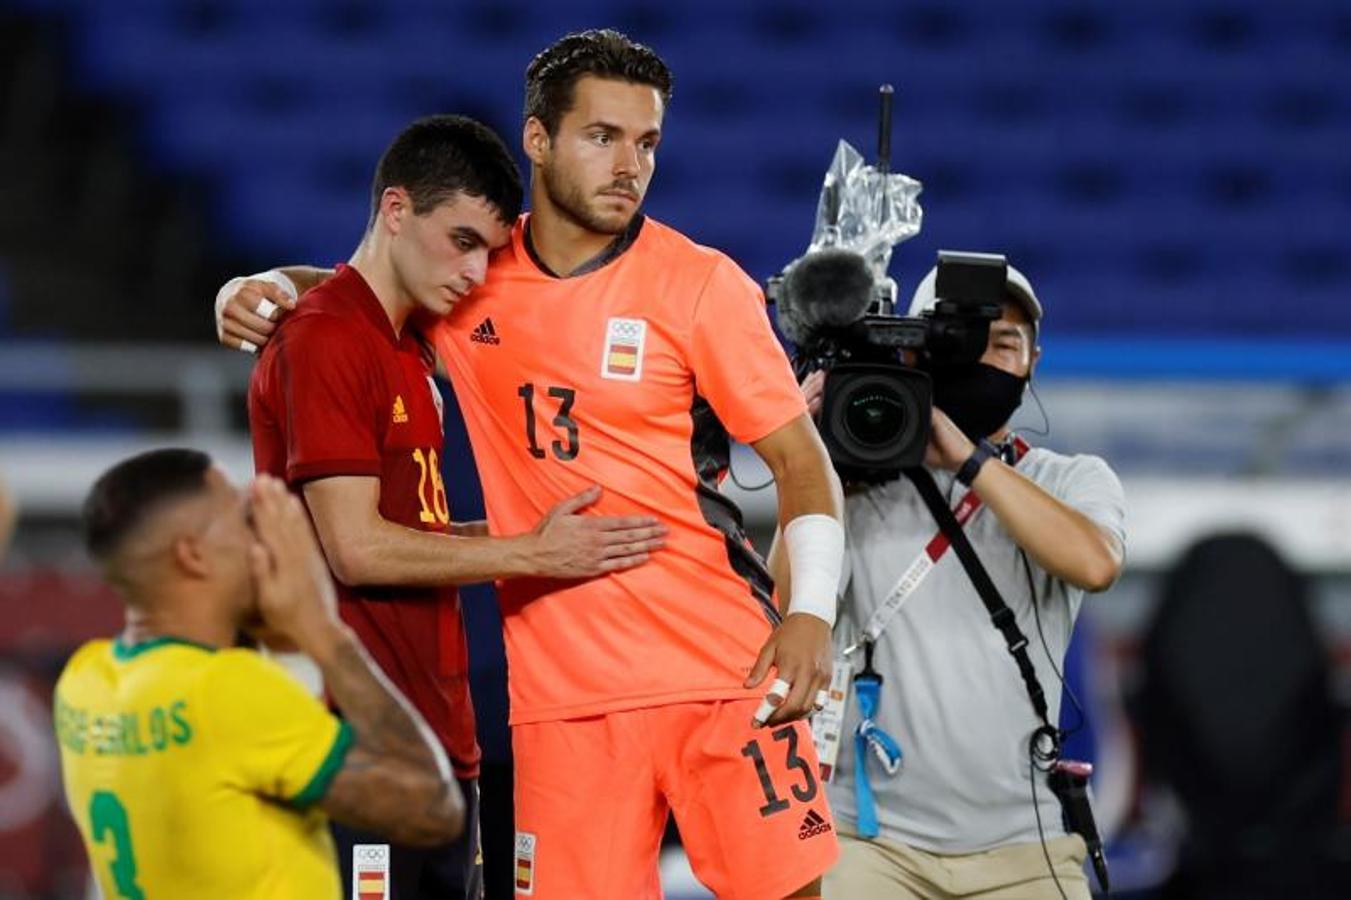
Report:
470,318,501,345
798,808,832,840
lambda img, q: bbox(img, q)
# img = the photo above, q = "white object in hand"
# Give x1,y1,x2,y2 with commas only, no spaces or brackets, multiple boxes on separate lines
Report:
753,677,792,725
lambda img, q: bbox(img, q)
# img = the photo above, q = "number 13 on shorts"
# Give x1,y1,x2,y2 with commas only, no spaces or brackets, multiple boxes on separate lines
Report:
740,725,819,816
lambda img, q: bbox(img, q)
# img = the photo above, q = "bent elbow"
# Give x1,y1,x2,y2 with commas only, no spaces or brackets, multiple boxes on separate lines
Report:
324,542,369,587
429,782,466,844
1080,555,1123,594
393,774,464,846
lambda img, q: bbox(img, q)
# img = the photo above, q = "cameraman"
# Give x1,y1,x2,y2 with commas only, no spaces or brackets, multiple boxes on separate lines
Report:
803,263,1125,899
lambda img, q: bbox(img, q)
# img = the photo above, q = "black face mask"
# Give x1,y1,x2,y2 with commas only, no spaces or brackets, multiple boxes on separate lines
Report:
930,362,1028,444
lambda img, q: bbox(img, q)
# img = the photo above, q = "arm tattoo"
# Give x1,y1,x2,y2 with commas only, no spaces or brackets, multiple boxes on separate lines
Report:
314,631,461,844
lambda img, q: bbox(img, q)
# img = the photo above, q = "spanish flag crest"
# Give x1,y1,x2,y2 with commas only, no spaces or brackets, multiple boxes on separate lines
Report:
601,317,646,382
352,844,390,900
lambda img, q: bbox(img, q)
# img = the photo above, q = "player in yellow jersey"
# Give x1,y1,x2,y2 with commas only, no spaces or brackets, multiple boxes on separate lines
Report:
55,448,463,899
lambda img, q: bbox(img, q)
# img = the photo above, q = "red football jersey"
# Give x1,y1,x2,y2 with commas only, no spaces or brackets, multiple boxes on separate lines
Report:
249,264,479,778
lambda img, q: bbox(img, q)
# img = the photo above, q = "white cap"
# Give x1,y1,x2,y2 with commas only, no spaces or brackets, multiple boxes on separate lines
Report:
907,258,1043,338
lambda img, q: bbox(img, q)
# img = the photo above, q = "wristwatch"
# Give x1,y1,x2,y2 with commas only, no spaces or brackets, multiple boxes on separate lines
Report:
956,438,999,487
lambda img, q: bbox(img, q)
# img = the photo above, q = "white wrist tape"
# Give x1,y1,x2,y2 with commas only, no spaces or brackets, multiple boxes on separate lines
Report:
215,270,298,322
248,269,299,309
783,513,844,627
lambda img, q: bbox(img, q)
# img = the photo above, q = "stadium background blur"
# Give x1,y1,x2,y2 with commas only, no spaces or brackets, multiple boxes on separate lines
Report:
1,1,1349,897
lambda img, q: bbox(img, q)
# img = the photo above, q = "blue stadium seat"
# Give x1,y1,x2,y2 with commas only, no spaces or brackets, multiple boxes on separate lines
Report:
11,0,1350,336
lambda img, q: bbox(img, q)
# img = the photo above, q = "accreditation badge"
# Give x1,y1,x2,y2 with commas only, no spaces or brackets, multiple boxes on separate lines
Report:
810,653,854,782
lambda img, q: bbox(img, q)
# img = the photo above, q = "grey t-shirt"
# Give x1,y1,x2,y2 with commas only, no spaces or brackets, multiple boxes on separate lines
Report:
827,447,1126,853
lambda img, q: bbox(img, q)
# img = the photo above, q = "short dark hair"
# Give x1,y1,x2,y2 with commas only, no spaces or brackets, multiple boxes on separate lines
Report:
524,29,673,137
369,114,524,227
83,448,213,562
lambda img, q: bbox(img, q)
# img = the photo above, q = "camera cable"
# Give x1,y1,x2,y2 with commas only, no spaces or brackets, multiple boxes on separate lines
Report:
1021,550,1082,900
1014,381,1053,439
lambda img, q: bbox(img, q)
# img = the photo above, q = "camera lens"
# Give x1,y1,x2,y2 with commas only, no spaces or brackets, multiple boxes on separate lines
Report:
820,363,931,475
842,385,908,448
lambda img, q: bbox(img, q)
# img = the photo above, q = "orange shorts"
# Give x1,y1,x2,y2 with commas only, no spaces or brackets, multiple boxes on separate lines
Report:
511,697,839,900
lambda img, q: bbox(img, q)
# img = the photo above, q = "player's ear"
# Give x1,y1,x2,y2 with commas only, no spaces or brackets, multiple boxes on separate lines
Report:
171,534,211,580
523,116,551,167
379,187,410,234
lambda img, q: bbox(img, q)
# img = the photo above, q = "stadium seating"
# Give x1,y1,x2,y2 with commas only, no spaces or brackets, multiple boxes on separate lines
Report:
3,0,1349,338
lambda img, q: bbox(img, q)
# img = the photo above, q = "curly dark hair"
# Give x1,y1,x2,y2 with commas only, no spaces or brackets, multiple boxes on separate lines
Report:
524,29,673,136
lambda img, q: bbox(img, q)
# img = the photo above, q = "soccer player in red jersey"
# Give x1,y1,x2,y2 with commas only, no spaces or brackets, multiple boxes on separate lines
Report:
220,33,845,899
246,115,667,900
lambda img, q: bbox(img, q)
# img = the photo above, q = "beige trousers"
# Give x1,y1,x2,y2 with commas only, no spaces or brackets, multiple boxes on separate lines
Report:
824,830,1090,899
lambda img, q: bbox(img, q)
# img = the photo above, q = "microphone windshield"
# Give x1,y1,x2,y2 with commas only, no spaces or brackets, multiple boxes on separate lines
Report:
778,249,875,345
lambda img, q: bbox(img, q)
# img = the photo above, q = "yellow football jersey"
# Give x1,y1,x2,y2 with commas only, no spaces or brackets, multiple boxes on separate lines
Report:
54,636,352,899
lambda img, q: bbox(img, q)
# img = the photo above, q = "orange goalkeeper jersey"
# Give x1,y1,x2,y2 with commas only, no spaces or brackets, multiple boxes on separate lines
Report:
434,215,807,724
